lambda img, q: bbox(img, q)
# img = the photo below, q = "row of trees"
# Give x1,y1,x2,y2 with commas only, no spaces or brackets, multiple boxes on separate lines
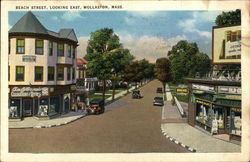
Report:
84,28,154,101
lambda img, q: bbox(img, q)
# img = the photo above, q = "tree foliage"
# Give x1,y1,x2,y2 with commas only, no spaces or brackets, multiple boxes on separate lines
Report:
168,40,211,82
154,58,171,92
215,9,241,26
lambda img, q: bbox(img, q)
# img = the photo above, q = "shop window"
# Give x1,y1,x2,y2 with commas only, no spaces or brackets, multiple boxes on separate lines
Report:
50,96,60,115
16,39,25,54
49,41,53,56
35,66,43,81
35,40,44,55
68,45,71,57
57,67,64,81
9,99,21,118
48,66,55,81
230,108,241,136
195,100,212,127
213,107,224,129
57,43,64,56
38,98,49,116
16,66,25,81
67,67,71,80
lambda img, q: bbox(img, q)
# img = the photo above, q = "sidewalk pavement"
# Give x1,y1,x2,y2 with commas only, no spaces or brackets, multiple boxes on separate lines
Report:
9,82,149,129
161,83,240,152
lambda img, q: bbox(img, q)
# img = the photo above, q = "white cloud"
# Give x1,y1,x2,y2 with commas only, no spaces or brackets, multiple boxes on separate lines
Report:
124,11,161,25
178,11,221,38
61,11,83,21
77,36,89,58
120,34,187,63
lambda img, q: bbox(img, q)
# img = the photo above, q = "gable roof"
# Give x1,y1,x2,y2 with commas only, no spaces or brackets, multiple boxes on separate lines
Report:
9,11,78,43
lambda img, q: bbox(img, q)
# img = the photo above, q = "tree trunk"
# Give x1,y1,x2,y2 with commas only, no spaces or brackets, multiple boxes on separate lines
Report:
162,82,166,93
102,79,106,102
112,79,116,100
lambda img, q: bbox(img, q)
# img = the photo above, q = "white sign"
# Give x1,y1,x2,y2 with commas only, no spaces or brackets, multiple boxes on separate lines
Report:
192,84,215,92
11,87,49,97
218,86,241,94
225,41,241,57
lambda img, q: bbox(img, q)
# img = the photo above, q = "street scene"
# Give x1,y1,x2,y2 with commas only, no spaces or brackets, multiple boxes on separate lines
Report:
8,9,241,154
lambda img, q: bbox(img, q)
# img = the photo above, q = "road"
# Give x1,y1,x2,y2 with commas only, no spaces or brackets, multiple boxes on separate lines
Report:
9,80,188,153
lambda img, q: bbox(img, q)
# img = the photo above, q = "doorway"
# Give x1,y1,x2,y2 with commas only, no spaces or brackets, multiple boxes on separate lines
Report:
22,99,33,117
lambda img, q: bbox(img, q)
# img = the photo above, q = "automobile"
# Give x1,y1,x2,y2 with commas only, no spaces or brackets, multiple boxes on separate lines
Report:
156,87,163,93
132,90,142,99
87,99,105,115
153,97,164,106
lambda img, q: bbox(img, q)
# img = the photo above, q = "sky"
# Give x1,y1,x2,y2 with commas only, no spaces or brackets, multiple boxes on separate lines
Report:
9,10,225,62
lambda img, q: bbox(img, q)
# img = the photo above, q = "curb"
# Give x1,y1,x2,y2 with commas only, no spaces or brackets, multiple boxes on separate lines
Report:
10,113,86,129
161,125,197,152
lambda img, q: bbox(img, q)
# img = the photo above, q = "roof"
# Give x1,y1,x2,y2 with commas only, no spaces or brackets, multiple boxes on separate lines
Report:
9,11,78,43
77,58,88,64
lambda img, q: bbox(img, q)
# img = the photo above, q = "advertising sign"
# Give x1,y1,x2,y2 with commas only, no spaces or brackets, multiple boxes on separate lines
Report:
10,87,49,97
176,88,189,95
212,25,241,64
218,86,241,94
192,84,215,92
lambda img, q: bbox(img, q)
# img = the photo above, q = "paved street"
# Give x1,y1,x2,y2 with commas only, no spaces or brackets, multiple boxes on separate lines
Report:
9,80,188,153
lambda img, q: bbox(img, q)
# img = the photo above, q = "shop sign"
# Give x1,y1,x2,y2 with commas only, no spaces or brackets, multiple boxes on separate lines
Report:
216,94,241,100
225,40,241,57
218,86,241,94
196,99,212,107
10,87,49,97
22,55,36,62
70,85,76,91
176,88,188,95
192,84,215,92
231,107,241,112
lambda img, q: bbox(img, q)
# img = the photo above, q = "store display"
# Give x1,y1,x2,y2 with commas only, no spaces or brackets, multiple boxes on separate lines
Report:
9,106,18,118
38,105,48,116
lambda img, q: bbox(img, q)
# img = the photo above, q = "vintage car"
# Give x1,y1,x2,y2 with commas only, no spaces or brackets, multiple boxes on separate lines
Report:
153,97,164,106
132,90,142,99
87,99,105,115
156,87,163,93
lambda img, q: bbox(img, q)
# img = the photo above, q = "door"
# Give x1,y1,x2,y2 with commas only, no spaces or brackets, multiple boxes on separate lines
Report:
23,99,33,117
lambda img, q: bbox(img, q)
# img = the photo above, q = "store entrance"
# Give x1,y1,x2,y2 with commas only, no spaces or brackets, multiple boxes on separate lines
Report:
22,99,33,117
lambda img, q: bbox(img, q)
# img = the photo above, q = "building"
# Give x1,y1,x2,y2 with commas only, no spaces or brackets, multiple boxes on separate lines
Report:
8,11,78,119
186,25,241,142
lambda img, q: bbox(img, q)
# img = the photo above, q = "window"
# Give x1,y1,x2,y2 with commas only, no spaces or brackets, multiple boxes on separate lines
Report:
16,39,25,54
57,43,64,56
35,40,43,55
68,45,71,57
48,66,55,81
16,66,24,81
67,67,71,80
72,47,75,58
8,66,10,81
57,67,64,80
35,66,43,81
72,67,75,80
49,41,53,56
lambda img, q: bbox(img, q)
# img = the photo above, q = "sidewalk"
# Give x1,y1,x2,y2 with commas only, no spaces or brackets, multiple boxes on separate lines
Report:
9,110,87,129
161,83,241,152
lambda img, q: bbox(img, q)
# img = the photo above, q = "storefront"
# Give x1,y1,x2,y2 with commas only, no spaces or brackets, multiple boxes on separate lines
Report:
187,79,241,141
9,85,76,119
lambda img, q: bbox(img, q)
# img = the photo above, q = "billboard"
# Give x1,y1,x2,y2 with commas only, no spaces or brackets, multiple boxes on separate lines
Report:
212,25,241,64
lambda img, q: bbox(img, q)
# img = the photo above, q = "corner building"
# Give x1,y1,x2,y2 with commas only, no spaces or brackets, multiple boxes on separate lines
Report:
8,12,78,119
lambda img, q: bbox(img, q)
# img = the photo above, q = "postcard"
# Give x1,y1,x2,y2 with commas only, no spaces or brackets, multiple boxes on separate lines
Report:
1,0,250,161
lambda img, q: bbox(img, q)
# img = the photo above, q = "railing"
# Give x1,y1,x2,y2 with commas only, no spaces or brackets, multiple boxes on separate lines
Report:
174,96,185,117
195,70,241,82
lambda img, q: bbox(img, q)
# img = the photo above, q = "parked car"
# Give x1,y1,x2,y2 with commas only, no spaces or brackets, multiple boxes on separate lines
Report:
87,99,105,115
156,87,163,93
132,90,142,99
153,97,164,106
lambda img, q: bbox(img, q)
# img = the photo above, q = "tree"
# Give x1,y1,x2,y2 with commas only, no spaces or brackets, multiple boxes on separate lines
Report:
138,59,155,85
123,61,140,91
154,58,171,92
215,9,241,26
85,28,122,102
168,40,211,82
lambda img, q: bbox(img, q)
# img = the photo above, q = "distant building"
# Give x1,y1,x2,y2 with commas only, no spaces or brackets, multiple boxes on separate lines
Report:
8,11,78,119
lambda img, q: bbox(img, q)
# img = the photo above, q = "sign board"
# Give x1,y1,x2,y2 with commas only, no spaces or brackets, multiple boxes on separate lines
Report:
22,55,36,62
218,86,241,94
10,87,49,97
176,88,188,95
192,84,215,92
213,25,241,64
196,99,212,107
